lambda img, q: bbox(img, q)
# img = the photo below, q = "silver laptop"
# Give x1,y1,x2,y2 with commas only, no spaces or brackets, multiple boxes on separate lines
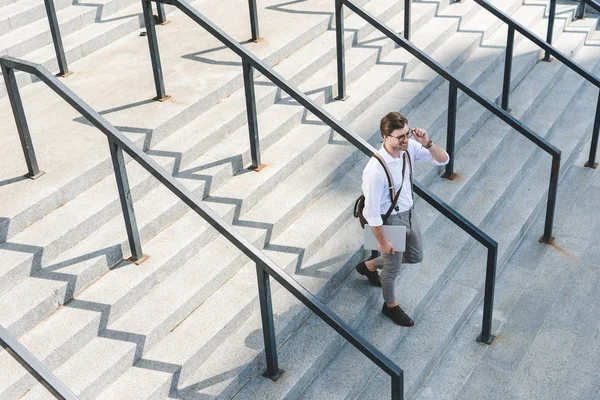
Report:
363,225,407,251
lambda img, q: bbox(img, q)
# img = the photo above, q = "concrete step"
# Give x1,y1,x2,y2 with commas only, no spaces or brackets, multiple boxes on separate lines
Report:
0,0,410,343
0,0,139,58
0,0,397,303
22,130,367,399
17,3,515,396
0,307,101,400
1,0,596,400
0,104,336,397
0,0,461,342
0,0,374,243
234,4,598,400
139,4,596,394
0,203,233,399
0,0,17,10
413,157,600,400
347,13,600,400
0,0,151,98
1,6,433,391
96,157,368,399
0,0,71,36
125,2,584,396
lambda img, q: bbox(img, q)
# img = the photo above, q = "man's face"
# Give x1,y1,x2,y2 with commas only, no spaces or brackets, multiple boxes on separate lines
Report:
385,126,410,152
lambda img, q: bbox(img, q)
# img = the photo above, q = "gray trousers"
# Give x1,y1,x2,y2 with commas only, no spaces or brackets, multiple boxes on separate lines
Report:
372,208,423,303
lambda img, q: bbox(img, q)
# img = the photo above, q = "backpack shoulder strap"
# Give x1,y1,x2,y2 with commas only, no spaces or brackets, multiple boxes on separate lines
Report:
372,152,395,200
372,152,398,223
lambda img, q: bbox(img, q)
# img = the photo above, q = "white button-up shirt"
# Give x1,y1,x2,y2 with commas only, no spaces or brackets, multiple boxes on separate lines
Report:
362,139,449,226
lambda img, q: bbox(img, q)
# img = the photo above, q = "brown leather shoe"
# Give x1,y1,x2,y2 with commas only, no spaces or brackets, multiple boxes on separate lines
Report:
355,261,381,287
382,303,414,327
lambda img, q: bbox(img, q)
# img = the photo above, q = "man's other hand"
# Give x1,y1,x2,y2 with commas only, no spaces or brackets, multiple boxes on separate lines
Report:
378,240,395,254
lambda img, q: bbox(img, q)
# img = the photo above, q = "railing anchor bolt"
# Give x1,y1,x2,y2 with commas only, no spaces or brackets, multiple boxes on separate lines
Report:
129,254,150,265
538,235,556,245
249,164,266,172
262,368,284,381
27,171,46,180
154,94,171,102
476,333,495,345
442,172,457,180
153,14,171,25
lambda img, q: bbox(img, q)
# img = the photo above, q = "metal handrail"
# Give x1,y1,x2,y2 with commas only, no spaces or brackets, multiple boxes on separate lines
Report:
576,0,600,19
39,0,259,76
140,0,407,397
0,325,78,400
43,0,70,77
337,0,561,246
0,54,404,397
139,0,500,396
475,0,600,169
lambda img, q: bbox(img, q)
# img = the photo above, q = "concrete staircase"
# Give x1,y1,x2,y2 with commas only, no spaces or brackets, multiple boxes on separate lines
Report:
0,0,598,399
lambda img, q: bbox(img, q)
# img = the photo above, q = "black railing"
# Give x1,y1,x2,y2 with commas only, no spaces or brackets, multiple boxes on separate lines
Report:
43,0,70,77
575,0,600,20
404,0,411,41
140,0,406,397
336,0,562,245
143,0,499,381
248,0,260,42
1,53,404,398
485,0,600,169
39,0,260,76
0,325,78,400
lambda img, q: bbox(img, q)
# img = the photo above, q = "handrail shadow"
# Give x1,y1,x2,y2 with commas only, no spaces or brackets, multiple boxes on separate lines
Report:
137,0,501,397
0,52,403,397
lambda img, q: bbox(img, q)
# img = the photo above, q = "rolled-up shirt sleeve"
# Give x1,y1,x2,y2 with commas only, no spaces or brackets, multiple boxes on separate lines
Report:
411,140,449,166
362,161,385,227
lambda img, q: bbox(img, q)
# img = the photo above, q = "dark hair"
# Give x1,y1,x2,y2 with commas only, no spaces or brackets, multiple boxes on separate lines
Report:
380,112,408,138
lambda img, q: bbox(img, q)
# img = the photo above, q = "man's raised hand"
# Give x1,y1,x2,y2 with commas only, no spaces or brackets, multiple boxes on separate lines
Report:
413,127,429,145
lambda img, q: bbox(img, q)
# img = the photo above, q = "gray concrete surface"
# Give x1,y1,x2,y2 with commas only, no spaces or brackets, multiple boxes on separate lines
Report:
1,0,599,399
416,151,600,400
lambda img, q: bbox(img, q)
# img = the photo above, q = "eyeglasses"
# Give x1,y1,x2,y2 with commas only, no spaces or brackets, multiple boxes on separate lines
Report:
387,128,413,143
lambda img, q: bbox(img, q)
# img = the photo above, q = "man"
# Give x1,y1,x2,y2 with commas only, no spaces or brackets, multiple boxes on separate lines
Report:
355,112,449,326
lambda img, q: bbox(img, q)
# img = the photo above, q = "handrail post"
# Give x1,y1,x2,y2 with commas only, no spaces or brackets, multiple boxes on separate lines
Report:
248,0,260,42
108,138,145,262
540,153,560,244
391,371,404,400
155,2,168,25
335,0,347,100
544,0,557,62
476,244,497,345
256,263,282,381
1,64,44,180
501,26,515,112
575,0,586,19
585,91,600,168
141,0,168,101
43,0,71,77
242,59,262,170
443,81,457,179
404,0,411,41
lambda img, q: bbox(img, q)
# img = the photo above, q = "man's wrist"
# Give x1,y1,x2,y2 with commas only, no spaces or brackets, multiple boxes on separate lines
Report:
424,139,433,149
